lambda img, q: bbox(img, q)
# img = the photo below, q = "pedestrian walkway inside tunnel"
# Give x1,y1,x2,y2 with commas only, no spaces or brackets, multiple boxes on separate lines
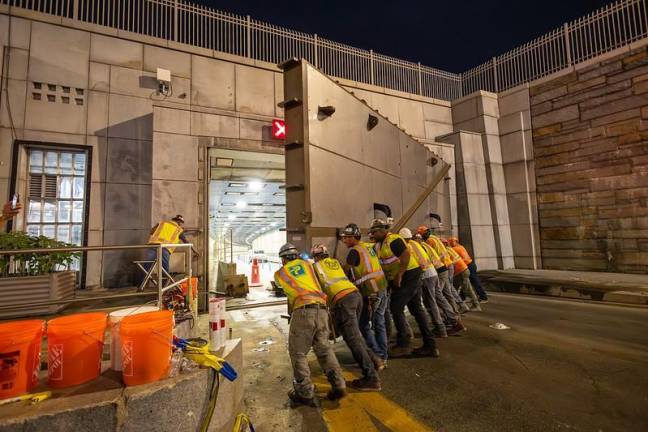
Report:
207,149,287,299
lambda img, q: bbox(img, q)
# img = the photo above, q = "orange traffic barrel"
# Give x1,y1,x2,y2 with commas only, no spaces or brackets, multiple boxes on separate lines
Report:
120,310,173,386
180,277,198,300
47,312,107,388
0,320,44,399
250,258,261,285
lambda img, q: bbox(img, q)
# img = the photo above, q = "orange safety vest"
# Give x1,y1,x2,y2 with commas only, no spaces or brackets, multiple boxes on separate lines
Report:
274,259,327,311
453,244,473,265
447,246,468,275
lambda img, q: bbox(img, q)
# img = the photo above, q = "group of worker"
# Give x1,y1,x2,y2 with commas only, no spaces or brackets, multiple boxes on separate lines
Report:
274,218,488,407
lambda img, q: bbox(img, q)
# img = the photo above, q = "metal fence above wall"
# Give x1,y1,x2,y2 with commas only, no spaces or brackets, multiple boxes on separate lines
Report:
1,0,647,101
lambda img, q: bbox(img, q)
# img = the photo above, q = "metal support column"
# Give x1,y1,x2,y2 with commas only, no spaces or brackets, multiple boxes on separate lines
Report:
492,57,498,92
157,245,164,308
563,23,573,66
370,49,375,85
313,34,319,68
246,15,251,58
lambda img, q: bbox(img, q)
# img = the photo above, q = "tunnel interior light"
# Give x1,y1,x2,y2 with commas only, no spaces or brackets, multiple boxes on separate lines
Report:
249,180,263,191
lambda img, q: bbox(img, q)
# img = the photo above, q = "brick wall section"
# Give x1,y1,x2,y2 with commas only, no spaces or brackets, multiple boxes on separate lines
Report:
530,45,648,274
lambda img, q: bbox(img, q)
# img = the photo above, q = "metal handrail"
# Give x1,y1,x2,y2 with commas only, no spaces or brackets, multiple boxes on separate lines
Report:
0,243,196,322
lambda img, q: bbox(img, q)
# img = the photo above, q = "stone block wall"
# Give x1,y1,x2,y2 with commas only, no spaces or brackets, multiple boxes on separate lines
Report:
530,45,648,274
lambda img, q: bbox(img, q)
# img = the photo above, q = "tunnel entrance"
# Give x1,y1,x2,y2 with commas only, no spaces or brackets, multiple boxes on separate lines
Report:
207,149,286,299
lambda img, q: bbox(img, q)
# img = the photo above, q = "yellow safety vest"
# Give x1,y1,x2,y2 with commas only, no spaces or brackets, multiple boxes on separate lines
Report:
378,233,419,281
427,235,452,267
313,258,357,306
274,259,327,311
148,220,184,253
419,241,444,269
408,240,431,271
350,242,387,296
447,246,468,274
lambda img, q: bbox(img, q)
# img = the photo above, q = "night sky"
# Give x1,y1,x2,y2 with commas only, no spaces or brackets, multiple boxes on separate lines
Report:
196,0,613,73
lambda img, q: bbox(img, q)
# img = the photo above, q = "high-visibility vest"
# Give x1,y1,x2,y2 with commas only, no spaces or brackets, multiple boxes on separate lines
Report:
427,235,452,267
453,244,473,265
148,220,183,252
274,259,327,311
378,233,419,281
349,242,387,296
447,246,468,275
313,258,357,306
419,241,444,269
408,240,431,271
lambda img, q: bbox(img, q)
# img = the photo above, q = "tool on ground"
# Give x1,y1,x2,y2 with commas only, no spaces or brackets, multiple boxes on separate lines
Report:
0,391,51,406
233,413,256,432
172,337,237,381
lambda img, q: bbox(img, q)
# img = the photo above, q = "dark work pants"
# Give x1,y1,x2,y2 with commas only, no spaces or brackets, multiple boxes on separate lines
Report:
467,262,488,300
333,291,377,379
389,269,436,348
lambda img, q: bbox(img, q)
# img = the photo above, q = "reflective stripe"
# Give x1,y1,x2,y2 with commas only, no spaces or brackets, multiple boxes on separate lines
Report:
276,262,327,310
409,242,431,270
353,270,385,286
380,256,399,265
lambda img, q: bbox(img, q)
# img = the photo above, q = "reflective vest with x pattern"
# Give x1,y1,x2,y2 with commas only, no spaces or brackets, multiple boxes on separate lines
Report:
148,220,183,253
419,240,444,270
274,258,327,312
349,242,387,296
453,244,473,265
447,246,468,275
408,240,432,271
313,257,357,306
378,233,419,281
426,235,452,267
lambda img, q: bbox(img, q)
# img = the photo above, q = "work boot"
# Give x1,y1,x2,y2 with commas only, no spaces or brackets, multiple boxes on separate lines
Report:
469,302,482,312
447,321,467,335
458,303,470,314
326,387,347,401
351,376,382,392
479,297,489,304
389,345,412,358
433,324,448,338
288,390,318,408
372,355,386,372
412,345,440,357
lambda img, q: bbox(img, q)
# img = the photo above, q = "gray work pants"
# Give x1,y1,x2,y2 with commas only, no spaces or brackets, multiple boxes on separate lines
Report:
333,291,377,379
422,275,458,325
454,269,480,306
438,270,466,311
288,306,346,399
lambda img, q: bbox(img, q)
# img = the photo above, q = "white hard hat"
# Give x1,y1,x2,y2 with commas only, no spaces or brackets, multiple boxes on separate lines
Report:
399,228,412,239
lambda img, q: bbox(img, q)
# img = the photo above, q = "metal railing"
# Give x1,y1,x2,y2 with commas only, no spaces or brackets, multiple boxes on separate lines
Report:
1,0,646,100
463,0,648,94
0,243,196,322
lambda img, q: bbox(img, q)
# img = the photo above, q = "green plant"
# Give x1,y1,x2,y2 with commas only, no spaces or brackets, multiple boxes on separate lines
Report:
0,231,81,278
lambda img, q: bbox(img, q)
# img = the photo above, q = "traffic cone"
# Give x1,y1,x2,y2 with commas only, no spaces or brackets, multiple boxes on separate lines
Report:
250,258,261,286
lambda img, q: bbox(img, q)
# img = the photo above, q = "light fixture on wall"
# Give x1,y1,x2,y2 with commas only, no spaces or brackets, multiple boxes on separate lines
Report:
367,114,378,131
318,105,336,119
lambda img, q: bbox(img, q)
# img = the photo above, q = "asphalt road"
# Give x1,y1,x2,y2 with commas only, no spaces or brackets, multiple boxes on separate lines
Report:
232,293,648,432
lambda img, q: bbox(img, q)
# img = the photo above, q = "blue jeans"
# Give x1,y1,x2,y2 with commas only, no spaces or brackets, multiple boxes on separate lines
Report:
359,289,389,360
144,247,171,275
467,262,488,300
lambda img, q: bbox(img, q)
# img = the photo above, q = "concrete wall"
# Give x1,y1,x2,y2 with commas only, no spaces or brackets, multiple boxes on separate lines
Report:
529,44,648,274
0,12,453,288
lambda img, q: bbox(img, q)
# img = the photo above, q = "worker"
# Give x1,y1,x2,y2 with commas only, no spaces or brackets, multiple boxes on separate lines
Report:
311,244,381,391
448,237,489,302
369,219,439,358
410,231,467,335
340,223,388,370
444,239,481,311
274,243,347,406
418,226,469,314
146,215,198,275
1,200,22,229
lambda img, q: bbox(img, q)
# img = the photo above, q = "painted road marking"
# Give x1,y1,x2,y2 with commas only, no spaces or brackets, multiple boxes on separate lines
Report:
310,362,433,431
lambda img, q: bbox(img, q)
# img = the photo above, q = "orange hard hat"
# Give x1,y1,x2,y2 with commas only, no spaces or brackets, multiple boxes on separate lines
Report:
416,225,429,235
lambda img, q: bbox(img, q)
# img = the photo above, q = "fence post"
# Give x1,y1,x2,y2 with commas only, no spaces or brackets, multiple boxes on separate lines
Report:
173,0,178,42
370,49,375,85
563,22,572,66
246,15,251,58
417,62,423,96
314,34,319,68
72,0,78,20
492,57,498,92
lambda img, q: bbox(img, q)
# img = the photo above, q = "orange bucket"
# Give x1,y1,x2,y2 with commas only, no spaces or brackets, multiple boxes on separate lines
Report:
180,277,198,300
0,320,44,399
47,312,107,388
120,310,173,386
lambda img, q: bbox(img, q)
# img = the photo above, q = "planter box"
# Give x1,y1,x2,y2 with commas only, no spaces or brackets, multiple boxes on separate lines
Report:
0,271,76,319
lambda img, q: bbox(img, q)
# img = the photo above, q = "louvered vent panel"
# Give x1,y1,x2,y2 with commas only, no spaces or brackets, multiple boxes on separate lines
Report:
29,174,42,198
44,175,57,199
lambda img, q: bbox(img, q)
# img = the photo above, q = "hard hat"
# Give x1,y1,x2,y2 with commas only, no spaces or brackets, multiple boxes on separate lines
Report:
448,237,459,246
172,214,185,224
341,223,361,239
278,243,299,258
416,225,429,236
369,218,389,232
310,244,329,257
441,238,449,245
413,233,423,240
398,228,412,239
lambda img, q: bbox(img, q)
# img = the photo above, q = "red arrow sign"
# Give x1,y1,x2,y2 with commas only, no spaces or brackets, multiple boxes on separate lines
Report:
272,119,286,139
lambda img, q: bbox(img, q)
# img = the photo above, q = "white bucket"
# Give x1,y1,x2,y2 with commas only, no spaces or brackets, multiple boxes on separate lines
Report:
109,306,159,371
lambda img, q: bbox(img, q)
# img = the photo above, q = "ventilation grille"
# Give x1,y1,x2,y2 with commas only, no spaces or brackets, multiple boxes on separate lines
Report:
29,174,57,199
